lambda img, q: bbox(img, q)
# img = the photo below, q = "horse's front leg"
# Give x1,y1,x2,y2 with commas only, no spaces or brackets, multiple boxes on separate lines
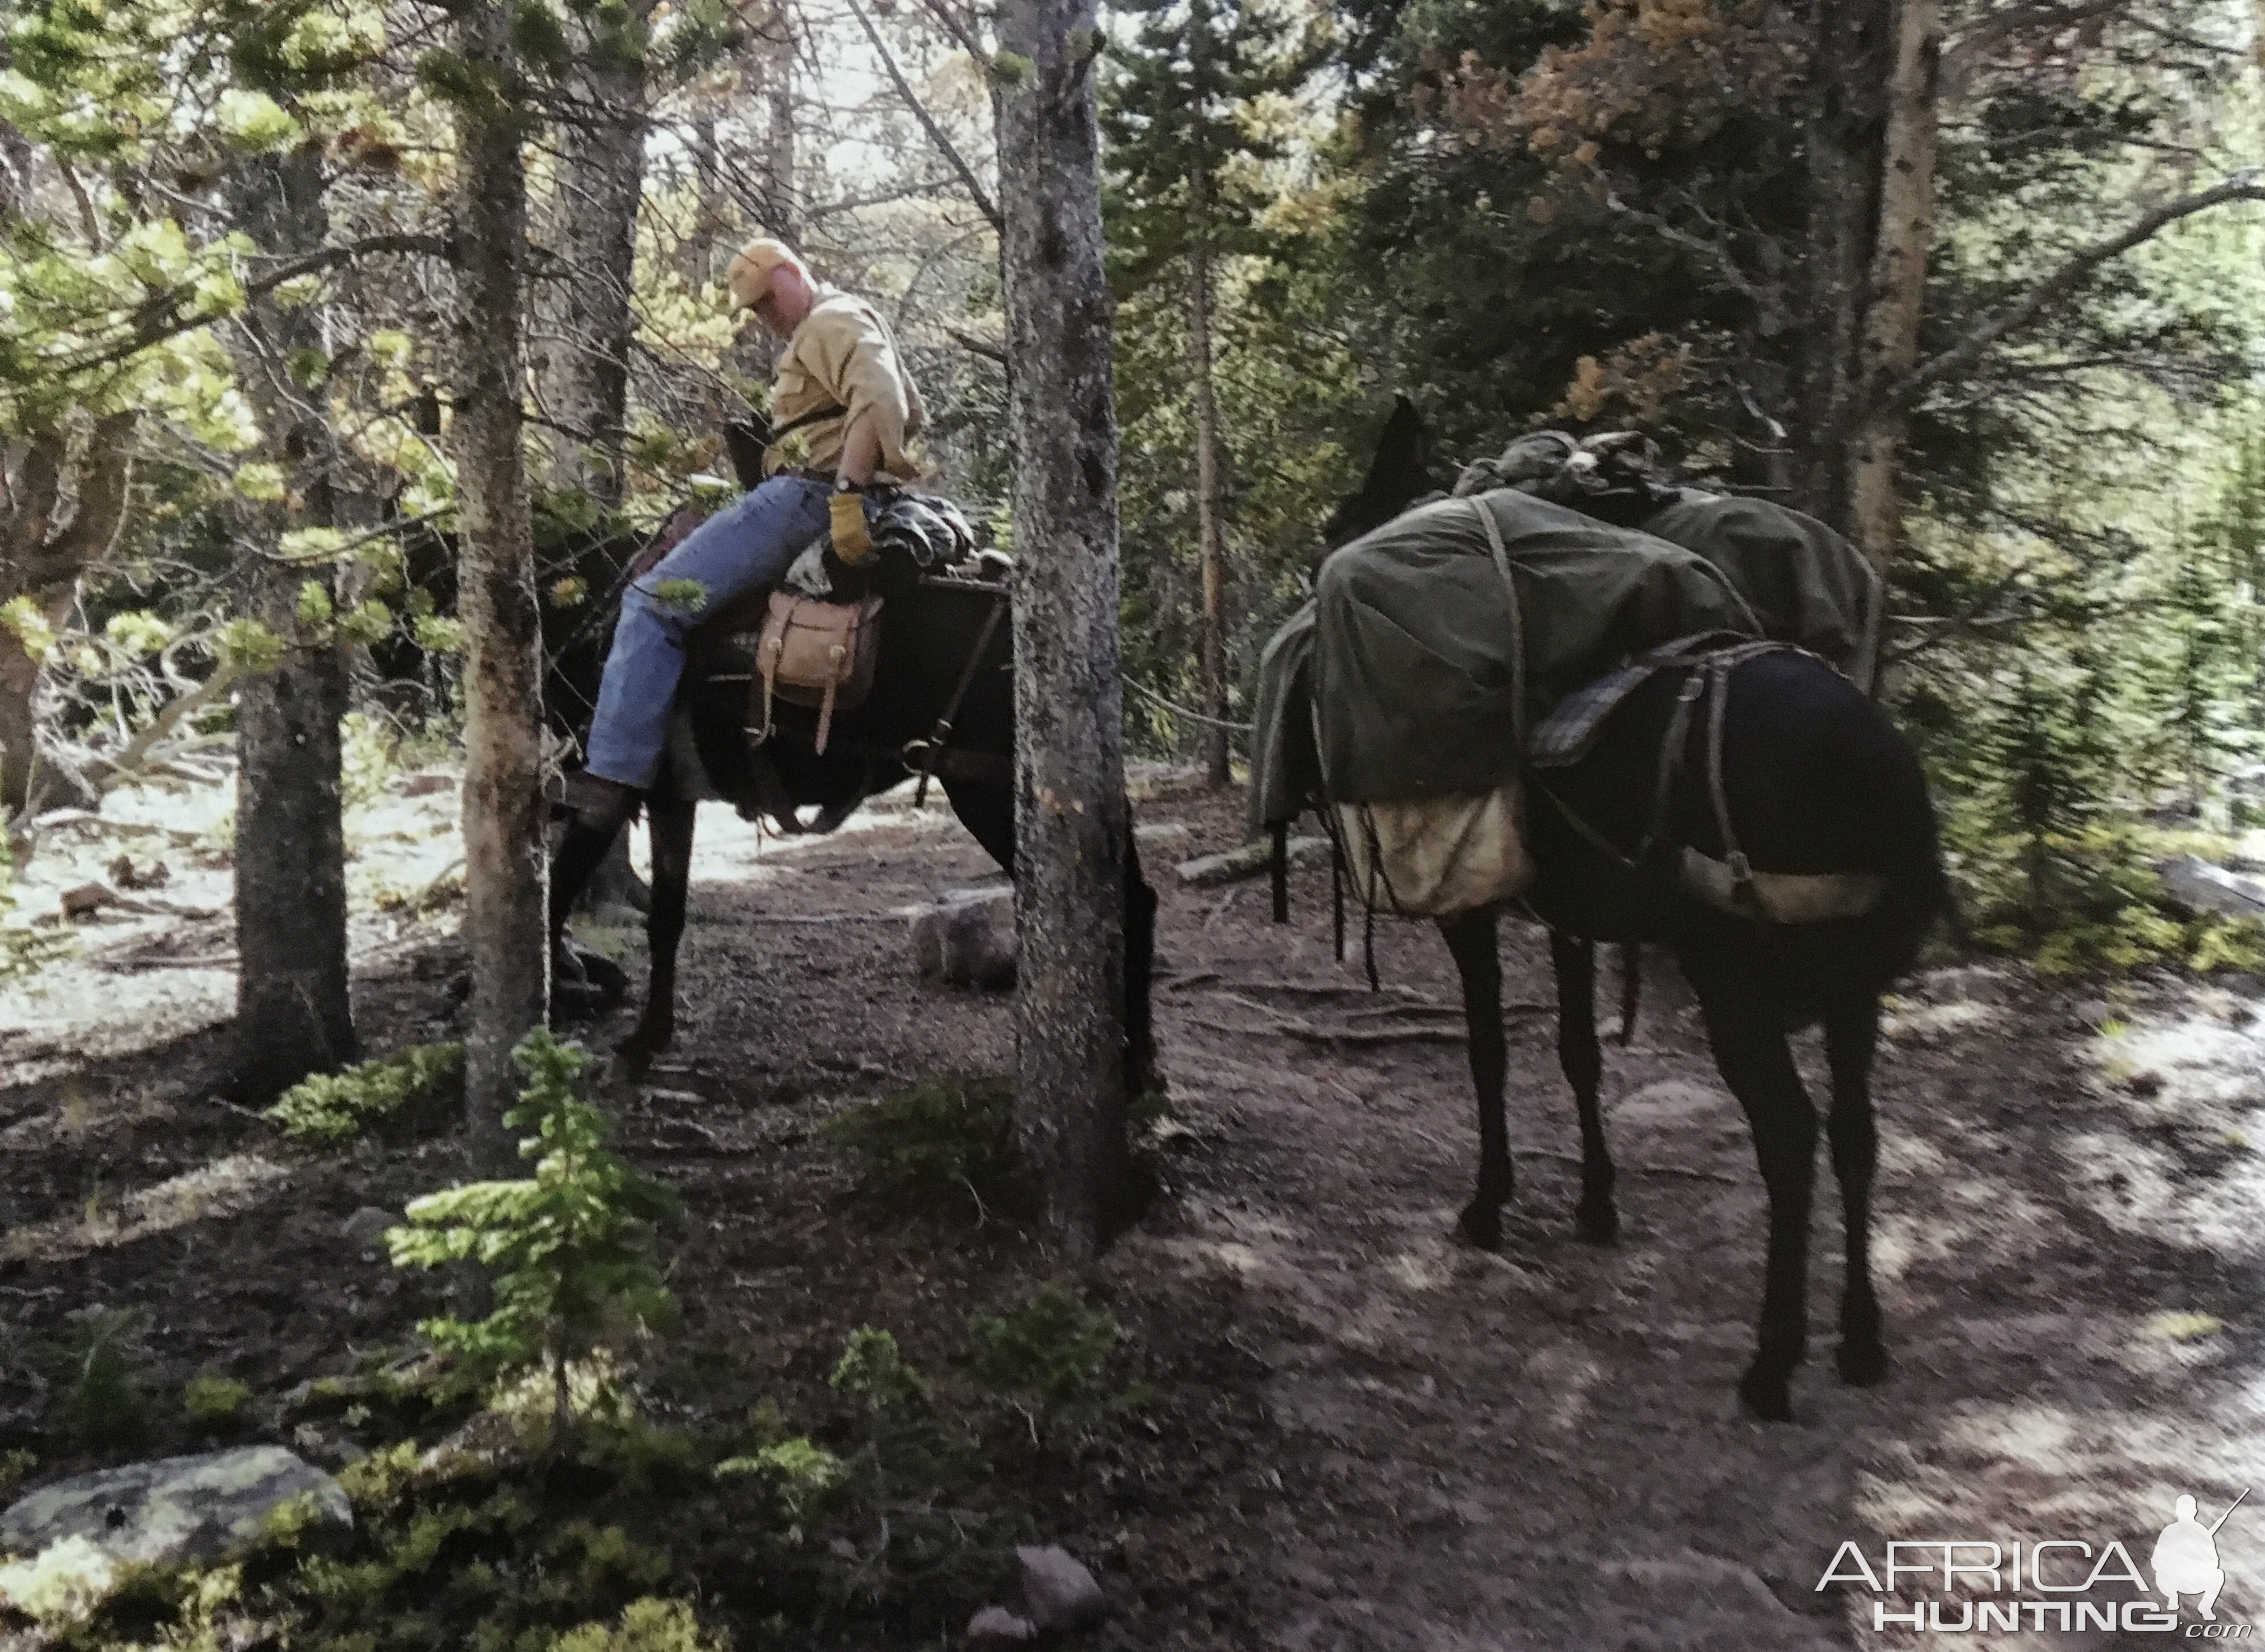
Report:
547,814,631,1016
1550,930,1618,1242
620,792,696,1074
1439,907,1511,1249
1688,951,1818,1422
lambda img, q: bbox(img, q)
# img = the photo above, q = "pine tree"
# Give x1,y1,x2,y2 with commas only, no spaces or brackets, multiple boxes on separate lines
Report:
1105,0,1313,784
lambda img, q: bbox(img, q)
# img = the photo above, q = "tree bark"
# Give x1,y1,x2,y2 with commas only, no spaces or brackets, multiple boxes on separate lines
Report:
224,148,356,1099
1792,0,1890,529
452,2,549,1163
764,13,797,241
1846,0,1940,566
538,20,646,508
0,414,136,816
997,0,1132,1258
1187,211,1230,787
233,599,354,1098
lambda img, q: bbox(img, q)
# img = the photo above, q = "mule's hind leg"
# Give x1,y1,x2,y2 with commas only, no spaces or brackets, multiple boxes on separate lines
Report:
1550,931,1618,1243
1440,908,1512,1249
1122,838,1160,1100
1687,954,1818,1422
1823,990,1888,1386
620,792,696,1072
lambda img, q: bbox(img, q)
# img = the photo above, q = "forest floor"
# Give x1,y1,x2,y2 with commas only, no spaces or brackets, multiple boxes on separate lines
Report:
3,765,2264,1650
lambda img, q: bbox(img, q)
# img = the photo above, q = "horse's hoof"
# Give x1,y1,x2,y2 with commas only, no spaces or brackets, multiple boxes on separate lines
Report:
1737,1364,1797,1423
1457,1200,1503,1251
1573,1197,1620,1245
616,1020,671,1068
576,950,629,1000
1836,1338,1890,1387
554,940,628,1001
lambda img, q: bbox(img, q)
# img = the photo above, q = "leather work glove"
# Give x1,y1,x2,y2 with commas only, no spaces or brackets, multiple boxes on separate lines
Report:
830,488,875,565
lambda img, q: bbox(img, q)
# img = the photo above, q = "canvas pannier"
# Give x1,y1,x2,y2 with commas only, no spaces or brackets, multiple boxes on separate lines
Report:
754,592,883,755
1334,783,1531,918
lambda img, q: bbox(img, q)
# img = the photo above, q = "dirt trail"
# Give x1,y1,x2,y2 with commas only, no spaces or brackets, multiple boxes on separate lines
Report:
4,775,2262,1650
1108,786,2265,1651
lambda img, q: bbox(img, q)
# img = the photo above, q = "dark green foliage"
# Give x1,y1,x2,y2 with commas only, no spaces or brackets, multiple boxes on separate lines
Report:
818,1074,1021,1216
42,1307,150,1450
967,1284,1124,1408
267,1042,465,1143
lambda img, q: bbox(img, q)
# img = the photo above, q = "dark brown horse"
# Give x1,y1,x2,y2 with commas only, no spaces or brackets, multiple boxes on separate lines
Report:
545,505,1159,1096
1296,401,1946,1421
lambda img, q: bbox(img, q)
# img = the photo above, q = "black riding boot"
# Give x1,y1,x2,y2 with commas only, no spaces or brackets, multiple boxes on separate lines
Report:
550,816,627,932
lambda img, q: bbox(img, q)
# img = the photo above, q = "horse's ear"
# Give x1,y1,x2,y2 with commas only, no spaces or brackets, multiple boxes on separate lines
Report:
723,418,769,489
1320,394,1442,553
1368,394,1430,491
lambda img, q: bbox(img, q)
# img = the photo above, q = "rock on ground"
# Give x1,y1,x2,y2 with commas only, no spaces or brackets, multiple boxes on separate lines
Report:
909,885,1015,988
338,1206,397,1249
1017,1543,1105,1631
0,1445,351,1572
2157,855,2265,920
965,1604,1038,1644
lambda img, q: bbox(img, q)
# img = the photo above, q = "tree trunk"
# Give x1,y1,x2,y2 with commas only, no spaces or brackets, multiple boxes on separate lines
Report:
997,0,1132,1258
1187,199,1230,788
1792,0,1890,529
764,13,797,240
538,26,646,508
1846,0,1940,566
234,591,354,1099
0,415,136,817
0,644,36,817
224,148,357,1099
453,2,549,1162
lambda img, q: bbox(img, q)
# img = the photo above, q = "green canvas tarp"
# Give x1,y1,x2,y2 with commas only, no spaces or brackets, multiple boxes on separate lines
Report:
1639,494,1883,691
1249,489,1761,829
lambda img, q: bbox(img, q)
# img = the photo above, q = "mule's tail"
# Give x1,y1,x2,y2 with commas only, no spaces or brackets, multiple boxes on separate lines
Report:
1841,695,1949,990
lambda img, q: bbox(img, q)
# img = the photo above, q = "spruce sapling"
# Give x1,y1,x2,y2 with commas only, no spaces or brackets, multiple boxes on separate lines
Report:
388,1031,679,1443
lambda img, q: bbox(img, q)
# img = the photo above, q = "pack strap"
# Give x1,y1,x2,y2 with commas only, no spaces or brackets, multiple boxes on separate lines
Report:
1468,497,1527,754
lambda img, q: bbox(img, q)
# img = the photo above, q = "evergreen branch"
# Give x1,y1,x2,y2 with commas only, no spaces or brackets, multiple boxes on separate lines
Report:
1883,178,2265,414
47,233,454,379
845,0,1002,234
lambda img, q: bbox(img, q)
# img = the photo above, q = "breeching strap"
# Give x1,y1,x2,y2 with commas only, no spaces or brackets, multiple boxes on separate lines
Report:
907,583,1009,807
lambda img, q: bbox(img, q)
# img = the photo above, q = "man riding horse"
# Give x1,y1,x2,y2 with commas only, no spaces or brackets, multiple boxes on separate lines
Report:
551,236,927,905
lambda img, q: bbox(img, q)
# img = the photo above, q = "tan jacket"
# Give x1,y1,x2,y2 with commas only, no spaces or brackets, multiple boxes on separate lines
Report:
765,286,927,481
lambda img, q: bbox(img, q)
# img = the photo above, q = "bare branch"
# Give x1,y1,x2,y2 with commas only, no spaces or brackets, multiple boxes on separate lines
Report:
910,0,997,75
91,661,240,794
943,323,1007,362
1583,170,1789,335
845,0,1003,234
53,155,104,250
1883,177,2265,413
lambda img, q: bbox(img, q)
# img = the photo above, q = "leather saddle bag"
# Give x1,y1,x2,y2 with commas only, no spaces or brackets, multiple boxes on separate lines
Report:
754,592,883,754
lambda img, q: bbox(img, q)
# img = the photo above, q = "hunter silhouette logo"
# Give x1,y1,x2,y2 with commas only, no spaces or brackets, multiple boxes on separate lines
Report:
2155,1490,2244,1621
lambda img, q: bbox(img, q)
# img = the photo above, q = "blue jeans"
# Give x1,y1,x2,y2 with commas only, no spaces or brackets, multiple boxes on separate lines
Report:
584,476,834,788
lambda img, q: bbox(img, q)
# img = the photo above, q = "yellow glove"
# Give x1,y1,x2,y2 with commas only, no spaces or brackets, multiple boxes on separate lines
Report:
830,490,874,564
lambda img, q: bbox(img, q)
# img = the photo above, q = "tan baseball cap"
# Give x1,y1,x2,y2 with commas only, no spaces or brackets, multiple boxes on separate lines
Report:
725,237,802,310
